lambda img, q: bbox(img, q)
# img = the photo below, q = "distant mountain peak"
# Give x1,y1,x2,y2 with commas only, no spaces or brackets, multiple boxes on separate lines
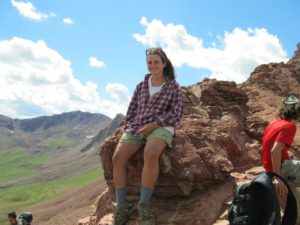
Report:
0,114,15,130
0,111,111,133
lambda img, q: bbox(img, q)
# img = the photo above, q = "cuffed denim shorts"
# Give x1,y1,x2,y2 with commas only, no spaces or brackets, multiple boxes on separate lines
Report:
119,127,173,148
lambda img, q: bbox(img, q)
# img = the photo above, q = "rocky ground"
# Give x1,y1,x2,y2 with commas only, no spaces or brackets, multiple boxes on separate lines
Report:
31,180,106,225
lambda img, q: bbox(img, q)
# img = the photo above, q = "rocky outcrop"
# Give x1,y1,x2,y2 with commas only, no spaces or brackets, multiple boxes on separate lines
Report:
79,43,300,225
241,43,300,122
92,79,266,225
288,43,300,65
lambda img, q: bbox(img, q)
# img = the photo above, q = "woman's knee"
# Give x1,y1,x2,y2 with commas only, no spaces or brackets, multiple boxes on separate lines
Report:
113,143,139,166
112,146,128,166
144,150,160,165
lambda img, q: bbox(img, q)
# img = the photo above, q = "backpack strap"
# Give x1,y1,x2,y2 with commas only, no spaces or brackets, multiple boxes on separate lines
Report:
252,172,281,225
266,172,298,225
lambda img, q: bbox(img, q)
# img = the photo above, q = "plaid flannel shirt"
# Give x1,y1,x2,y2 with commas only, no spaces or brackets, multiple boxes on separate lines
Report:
124,74,183,135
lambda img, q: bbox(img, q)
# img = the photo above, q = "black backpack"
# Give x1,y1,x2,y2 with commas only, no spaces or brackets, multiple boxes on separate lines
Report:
228,172,297,225
18,212,33,225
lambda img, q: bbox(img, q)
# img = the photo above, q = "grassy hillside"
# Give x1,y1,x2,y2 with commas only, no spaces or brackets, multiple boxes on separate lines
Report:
37,137,74,150
0,144,103,225
0,168,102,225
0,137,76,183
0,148,49,183
0,112,114,225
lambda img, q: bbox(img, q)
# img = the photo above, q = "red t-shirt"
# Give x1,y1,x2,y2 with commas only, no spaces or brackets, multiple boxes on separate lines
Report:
262,119,296,172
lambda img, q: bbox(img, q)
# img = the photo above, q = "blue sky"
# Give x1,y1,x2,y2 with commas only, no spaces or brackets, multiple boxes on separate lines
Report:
0,0,299,119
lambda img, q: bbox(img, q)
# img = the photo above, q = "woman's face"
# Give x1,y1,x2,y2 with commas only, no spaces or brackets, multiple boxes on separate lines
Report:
147,54,166,76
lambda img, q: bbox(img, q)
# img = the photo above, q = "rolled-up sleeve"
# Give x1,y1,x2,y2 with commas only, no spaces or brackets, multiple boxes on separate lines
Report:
156,83,183,127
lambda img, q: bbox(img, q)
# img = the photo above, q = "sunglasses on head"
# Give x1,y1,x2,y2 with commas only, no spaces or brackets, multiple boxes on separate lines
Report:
146,47,167,62
146,47,163,54
284,96,299,106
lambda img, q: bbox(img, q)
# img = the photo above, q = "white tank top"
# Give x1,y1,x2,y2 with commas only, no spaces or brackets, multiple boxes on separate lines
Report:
148,76,174,135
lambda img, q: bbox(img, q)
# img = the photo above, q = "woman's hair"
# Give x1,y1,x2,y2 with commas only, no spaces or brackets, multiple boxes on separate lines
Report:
146,47,175,80
277,96,300,120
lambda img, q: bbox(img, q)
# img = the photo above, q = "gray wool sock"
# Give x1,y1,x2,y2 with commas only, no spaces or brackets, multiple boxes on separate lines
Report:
139,187,154,205
116,188,127,208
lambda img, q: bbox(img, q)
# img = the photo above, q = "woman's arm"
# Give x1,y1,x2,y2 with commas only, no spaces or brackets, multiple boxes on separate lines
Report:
125,85,139,125
155,83,183,127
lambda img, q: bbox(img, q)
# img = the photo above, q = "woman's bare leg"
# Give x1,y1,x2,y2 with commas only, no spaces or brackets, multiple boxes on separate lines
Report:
113,142,142,188
140,138,166,205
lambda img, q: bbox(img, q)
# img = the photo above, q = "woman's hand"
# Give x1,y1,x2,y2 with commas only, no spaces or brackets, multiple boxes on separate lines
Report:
138,121,158,136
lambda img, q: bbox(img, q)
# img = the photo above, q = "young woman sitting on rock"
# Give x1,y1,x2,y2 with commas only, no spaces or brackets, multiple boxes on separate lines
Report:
112,47,183,225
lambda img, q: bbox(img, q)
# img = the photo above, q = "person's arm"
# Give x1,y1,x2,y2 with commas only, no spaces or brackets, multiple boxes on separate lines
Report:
271,141,288,195
138,121,159,136
125,85,139,126
271,141,285,175
155,83,183,127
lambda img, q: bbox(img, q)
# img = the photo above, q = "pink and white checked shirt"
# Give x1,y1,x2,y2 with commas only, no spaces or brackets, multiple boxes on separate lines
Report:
124,74,183,135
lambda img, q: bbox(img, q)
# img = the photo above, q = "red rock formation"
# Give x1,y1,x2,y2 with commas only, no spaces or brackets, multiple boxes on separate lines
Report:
241,43,300,122
241,42,300,153
92,79,266,225
79,43,300,225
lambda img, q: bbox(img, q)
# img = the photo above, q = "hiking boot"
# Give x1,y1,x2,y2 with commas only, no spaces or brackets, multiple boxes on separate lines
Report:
113,200,135,225
137,202,155,225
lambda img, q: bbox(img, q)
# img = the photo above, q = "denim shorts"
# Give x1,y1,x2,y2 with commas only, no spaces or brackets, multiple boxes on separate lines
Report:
119,127,173,148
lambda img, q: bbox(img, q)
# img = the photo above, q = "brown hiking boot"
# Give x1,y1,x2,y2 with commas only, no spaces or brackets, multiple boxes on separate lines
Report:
137,202,155,225
113,200,135,225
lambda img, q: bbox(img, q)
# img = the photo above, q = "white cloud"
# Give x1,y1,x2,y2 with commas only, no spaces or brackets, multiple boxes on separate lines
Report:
133,17,288,83
63,17,74,24
105,83,131,104
89,57,105,68
11,0,55,21
140,16,148,26
0,37,129,119
102,83,131,116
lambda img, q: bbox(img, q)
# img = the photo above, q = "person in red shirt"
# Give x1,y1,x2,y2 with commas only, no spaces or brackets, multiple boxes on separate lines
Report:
262,95,300,222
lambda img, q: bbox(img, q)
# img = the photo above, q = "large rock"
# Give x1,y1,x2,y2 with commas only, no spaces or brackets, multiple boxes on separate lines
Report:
241,43,300,122
80,43,300,225
241,42,300,145
95,178,235,225
101,80,263,197
96,79,265,225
